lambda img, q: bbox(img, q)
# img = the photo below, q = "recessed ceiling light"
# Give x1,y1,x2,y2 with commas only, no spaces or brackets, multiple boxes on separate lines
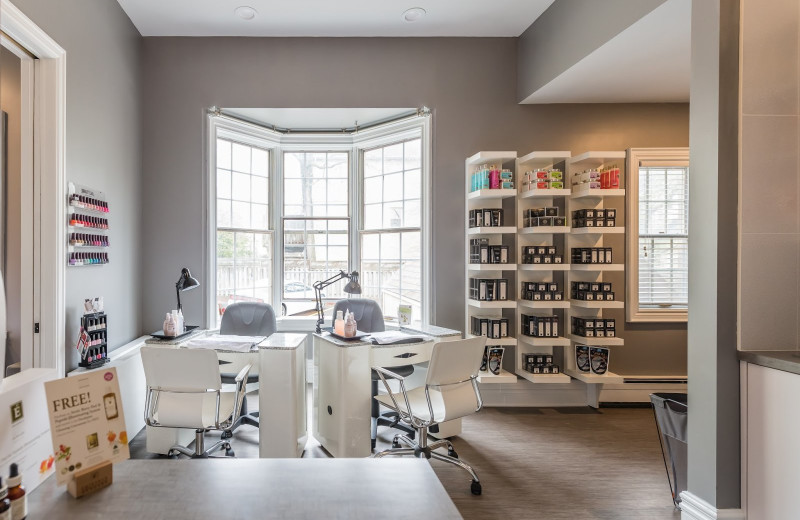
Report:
235,6,258,21
403,7,426,23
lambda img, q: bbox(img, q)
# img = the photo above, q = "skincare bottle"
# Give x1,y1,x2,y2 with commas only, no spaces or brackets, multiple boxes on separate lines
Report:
164,313,175,336
7,464,26,520
0,477,10,520
334,310,345,335
178,309,185,334
344,310,357,338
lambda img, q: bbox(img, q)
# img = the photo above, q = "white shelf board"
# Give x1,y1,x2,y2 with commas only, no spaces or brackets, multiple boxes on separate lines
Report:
477,369,517,384
466,151,517,166
484,337,517,346
519,264,570,271
515,370,572,384
570,264,624,272
519,300,570,309
563,369,625,385
467,189,517,201
519,226,570,235
468,264,517,272
570,188,626,199
571,226,625,235
570,300,624,309
519,189,572,199
517,151,571,168
569,335,624,346
518,336,571,347
566,151,626,169
468,226,516,235
468,300,517,309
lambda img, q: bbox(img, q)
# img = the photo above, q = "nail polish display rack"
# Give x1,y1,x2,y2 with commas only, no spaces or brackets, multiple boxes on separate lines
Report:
78,311,109,369
67,182,110,266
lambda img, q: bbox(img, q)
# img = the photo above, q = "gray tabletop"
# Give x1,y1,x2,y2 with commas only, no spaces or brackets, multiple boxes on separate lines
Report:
29,459,462,519
739,350,800,376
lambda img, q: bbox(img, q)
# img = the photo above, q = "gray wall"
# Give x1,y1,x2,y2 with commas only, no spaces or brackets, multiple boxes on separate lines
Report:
141,37,688,376
739,0,800,351
687,0,741,509
0,47,21,369
516,0,666,103
13,0,143,371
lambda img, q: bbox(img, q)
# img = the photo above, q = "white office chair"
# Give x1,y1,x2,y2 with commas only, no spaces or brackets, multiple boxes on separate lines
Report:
141,346,251,458
372,336,487,495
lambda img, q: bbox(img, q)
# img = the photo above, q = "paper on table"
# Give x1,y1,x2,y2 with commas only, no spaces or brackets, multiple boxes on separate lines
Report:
367,331,427,345
184,335,264,352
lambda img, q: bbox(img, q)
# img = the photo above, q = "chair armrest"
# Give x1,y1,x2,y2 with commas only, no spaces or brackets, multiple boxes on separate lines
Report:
223,363,252,428
372,366,414,423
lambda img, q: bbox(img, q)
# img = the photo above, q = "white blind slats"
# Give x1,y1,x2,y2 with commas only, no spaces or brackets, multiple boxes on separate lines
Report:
638,166,689,308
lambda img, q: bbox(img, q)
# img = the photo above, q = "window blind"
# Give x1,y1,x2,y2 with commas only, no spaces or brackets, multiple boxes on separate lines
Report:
638,166,689,308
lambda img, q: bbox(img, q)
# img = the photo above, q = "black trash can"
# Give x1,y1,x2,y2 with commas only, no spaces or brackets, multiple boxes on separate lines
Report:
650,392,687,508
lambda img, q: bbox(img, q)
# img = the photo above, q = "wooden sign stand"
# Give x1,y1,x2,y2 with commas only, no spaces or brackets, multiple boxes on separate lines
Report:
67,460,113,498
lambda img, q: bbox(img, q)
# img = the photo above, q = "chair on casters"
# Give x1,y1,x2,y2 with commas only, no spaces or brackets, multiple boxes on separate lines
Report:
372,336,487,496
141,346,251,458
331,298,416,449
218,302,277,438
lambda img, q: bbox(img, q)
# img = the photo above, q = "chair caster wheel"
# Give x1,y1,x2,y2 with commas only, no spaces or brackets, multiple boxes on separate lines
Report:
168,451,179,460
448,448,459,459
471,480,482,496
225,448,235,457
392,440,401,449
221,430,232,440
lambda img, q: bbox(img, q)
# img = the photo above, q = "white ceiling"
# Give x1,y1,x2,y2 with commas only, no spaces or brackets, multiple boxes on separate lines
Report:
116,0,555,37
222,108,416,130
522,0,691,104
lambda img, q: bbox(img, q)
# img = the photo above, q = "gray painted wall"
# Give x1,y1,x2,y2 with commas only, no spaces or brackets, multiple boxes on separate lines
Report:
12,0,143,371
0,47,21,369
516,0,666,103
739,0,800,351
687,0,741,509
141,37,688,376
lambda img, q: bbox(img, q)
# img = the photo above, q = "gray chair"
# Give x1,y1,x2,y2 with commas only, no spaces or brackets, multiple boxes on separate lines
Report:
219,301,277,438
332,298,415,449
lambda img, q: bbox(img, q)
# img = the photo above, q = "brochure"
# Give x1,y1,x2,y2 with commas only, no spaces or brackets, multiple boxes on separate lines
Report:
44,368,129,485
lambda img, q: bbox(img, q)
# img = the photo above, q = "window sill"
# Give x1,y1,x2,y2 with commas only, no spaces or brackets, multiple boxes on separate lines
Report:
627,310,688,323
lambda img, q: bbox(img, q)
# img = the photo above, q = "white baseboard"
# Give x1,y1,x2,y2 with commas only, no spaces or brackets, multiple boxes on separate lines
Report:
680,492,745,520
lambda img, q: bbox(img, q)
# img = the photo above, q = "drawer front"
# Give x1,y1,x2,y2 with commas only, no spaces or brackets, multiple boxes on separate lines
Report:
370,341,433,368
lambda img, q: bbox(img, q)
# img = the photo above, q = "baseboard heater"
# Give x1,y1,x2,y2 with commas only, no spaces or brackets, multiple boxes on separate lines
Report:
622,376,687,384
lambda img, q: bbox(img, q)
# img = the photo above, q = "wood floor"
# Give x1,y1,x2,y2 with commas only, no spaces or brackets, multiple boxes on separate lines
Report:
130,397,679,520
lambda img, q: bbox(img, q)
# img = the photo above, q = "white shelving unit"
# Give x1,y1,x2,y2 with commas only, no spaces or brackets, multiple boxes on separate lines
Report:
465,151,519,385
514,151,573,384
465,150,631,400
564,151,626,388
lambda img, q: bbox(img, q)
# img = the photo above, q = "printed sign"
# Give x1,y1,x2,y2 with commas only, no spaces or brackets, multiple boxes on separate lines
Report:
44,368,129,485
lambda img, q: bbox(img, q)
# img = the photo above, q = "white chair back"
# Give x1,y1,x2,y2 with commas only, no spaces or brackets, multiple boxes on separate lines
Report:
141,346,221,392
425,336,486,421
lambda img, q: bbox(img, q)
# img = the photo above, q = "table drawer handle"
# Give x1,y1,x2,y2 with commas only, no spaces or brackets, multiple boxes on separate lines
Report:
394,353,418,359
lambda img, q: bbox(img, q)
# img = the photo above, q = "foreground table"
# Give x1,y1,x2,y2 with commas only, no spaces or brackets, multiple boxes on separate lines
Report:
29,459,462,519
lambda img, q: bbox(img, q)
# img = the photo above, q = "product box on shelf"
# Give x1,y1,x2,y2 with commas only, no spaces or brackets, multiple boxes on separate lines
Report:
521,314,560,338
469,278,509,301
571,317,616,338
571,281,615,301
521,245,562,265
470,316,510,339
571,247,613,264
521,282,562,302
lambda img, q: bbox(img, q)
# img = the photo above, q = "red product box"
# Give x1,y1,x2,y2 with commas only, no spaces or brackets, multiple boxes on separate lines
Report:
600,171,609,189
609,168,620,188
535,170,549,179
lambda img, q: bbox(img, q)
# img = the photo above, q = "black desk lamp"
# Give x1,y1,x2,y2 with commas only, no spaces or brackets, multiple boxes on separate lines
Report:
314,270,361,334
175,267,200,312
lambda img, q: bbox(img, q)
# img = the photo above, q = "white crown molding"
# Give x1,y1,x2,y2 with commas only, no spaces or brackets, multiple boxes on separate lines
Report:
680,492,745,520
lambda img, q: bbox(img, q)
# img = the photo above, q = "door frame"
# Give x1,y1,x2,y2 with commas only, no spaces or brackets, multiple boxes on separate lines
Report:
1,0,66,375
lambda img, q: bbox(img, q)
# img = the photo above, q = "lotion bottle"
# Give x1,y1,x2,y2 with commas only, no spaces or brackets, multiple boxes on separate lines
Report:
344,310,357,338
334,310,345,336
0,476,11,520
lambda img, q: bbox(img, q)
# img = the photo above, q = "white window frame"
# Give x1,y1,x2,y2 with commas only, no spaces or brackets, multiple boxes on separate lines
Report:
626,147,689,323
205,112,432,328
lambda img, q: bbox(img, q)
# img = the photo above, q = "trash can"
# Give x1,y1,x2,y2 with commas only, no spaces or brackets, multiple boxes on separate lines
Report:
650,392,687,508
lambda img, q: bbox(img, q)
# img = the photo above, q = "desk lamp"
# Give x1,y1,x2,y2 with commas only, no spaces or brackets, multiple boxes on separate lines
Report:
314,270,361,334
175,267,200,312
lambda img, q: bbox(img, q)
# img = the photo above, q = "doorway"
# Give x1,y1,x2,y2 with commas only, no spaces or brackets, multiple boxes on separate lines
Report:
0,31,35,377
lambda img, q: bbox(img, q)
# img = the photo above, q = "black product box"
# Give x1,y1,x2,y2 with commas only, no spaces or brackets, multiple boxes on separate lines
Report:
538,217,552,227
595,209,605,218
554,256,563,263
553,216,566,226
606,218,616,227
545,207,559,217
602,283,612,292
546,246,557,255
536,246,547,255
606,209,617,219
